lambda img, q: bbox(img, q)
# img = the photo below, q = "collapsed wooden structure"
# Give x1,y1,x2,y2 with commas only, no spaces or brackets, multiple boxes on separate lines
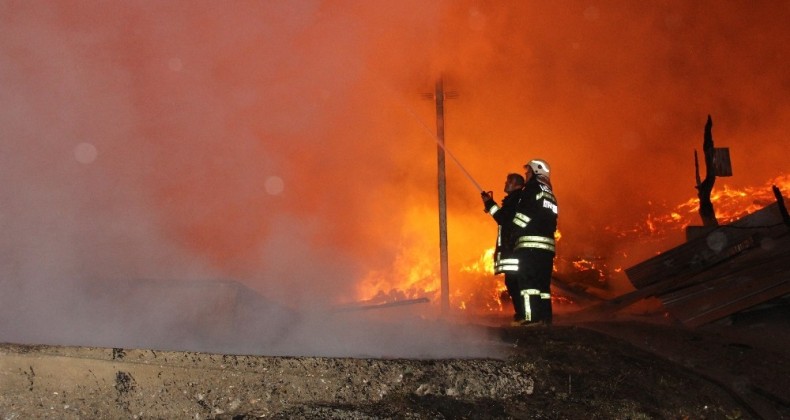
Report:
569,115,789,327
575,198,790,327
628,200,789,327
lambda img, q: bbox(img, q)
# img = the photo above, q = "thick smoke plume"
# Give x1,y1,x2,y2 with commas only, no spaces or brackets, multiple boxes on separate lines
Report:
1,1,788,356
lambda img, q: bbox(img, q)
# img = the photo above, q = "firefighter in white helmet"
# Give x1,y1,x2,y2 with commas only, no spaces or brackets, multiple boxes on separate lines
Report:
481,173,526,321
510,158,558,326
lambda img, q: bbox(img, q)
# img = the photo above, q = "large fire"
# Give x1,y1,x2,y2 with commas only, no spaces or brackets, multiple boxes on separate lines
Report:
355,174,789,314
608,174,790,239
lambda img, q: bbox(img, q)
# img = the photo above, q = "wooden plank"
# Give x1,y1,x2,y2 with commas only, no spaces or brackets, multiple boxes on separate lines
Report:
667,275,790,328
567,202,789,320
572,227,787,318
714,147,732,177
657,233,790,327
625,202,786,289
551,275,606,305
626,228,756,289
566,264,718,317
659,235,790,306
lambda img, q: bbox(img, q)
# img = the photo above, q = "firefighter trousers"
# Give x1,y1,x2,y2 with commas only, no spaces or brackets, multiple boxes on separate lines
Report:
515,249,555,324
504,273,523,320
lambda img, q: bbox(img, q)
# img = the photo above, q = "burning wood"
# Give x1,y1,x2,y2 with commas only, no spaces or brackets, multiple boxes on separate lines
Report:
565,114,789,327
574,197,790,326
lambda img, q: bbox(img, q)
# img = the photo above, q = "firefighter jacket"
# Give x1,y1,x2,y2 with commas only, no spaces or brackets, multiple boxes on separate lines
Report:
511,175,558,254
483,191,521,274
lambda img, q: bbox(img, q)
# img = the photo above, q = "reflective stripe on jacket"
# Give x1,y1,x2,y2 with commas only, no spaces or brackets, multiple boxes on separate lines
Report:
514,235,555,252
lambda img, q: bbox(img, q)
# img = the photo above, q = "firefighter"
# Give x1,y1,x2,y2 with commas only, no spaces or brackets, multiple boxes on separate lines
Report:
481,173,526,322
511,159,558,326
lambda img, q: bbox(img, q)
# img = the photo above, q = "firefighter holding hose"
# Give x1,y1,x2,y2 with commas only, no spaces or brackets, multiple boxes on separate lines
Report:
481,173,526,323
482,159,558,327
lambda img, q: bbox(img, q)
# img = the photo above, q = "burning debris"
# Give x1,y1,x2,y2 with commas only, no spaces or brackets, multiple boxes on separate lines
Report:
569,117,790,327
332,169,790,335
346,111,788,331
624,199,789,327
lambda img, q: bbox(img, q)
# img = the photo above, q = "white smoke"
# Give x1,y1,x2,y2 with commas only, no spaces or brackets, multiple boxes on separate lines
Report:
1,1,788,357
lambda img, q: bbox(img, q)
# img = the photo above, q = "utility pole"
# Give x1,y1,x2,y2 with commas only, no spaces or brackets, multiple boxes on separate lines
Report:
435,78,450,315
425,77,457,315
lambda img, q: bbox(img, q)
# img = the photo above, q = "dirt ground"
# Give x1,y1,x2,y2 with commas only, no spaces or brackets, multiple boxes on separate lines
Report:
1,307,789,419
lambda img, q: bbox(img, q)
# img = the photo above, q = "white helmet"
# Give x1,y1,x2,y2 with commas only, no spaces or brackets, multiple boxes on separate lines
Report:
525,159,551,178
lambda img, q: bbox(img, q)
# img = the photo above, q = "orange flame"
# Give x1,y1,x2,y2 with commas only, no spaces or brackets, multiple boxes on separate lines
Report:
605,174,789,239
355,175,788,313
652,175,788,234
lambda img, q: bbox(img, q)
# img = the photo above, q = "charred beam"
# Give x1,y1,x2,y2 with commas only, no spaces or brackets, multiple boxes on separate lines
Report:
773,185,790,227
695,115,719,227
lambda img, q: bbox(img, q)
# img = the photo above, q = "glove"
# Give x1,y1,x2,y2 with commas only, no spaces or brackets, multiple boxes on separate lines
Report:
481,191,496,213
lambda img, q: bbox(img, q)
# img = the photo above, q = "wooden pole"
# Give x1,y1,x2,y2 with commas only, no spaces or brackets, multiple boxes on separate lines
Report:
435,78,450,315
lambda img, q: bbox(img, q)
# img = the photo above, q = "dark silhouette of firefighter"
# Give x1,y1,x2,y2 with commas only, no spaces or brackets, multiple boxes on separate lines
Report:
482,159,558,326
481,173,526,322
512,159,558,326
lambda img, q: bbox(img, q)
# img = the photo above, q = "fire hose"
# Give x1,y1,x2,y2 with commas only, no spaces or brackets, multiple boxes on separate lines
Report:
365,69,486,194
361,65,486,194
403,104,486,194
